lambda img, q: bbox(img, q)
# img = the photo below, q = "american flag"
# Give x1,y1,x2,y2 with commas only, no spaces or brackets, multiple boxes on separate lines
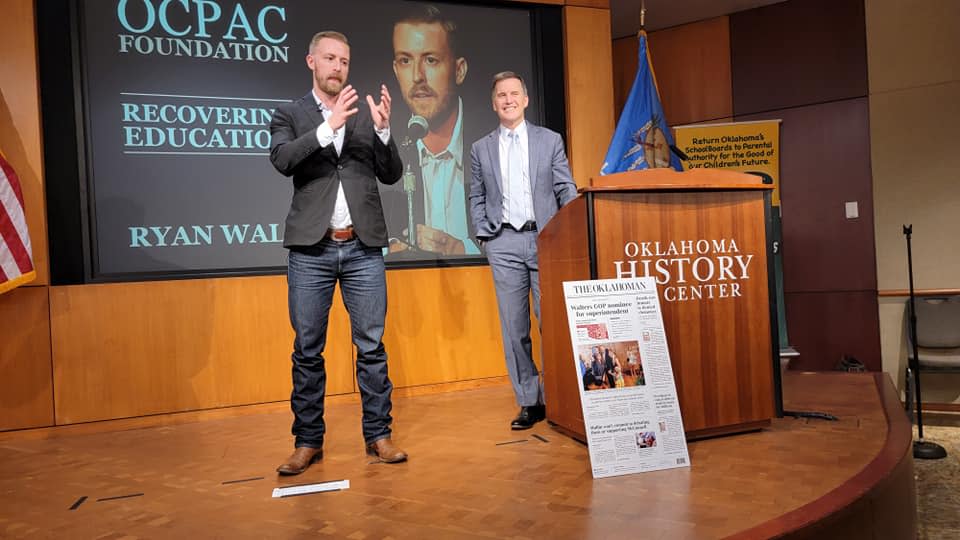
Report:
0,151,35,294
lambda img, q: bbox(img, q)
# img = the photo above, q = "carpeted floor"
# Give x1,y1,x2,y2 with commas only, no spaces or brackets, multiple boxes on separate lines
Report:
914,413,960,540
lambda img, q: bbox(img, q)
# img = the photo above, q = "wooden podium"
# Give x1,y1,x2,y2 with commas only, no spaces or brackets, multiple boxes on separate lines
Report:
538,169,780,441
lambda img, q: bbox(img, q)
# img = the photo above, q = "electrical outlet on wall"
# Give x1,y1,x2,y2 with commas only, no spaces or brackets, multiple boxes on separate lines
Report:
844,201,859,219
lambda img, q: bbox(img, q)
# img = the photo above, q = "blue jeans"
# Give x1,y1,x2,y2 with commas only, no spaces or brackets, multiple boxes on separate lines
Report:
287,238,393,448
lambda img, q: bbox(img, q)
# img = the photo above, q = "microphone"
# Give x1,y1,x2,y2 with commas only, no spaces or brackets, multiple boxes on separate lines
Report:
401,115,428,148
408,114,428,140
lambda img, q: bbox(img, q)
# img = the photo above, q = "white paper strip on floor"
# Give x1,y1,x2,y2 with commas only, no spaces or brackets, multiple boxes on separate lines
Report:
271,479,350,498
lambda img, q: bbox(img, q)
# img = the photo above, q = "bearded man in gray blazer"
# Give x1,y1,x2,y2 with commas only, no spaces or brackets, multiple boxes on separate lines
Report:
269,30,407,475
468,71,578,429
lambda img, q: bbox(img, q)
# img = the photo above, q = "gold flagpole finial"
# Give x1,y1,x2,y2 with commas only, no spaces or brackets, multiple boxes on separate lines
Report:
639,0,646,33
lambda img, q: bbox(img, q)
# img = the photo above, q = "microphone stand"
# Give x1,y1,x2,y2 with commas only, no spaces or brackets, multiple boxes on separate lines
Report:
402,163,417,249
903,224,947,459
398,115,428,252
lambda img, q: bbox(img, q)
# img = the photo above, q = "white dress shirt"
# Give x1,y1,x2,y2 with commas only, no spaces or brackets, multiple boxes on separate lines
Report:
498,120,534,227
313,90,391,229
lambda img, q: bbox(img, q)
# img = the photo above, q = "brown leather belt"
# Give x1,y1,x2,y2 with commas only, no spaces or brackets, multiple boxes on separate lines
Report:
324,226,356,242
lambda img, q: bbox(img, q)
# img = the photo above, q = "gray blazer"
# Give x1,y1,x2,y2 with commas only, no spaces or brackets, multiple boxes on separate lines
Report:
269,93,403,248
468,123,578,240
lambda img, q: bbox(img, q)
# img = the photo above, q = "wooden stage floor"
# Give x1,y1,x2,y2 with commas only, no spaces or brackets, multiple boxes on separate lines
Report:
0,372,915,539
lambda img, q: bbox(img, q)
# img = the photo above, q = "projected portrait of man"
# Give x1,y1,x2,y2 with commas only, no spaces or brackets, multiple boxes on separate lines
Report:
388,5,478,256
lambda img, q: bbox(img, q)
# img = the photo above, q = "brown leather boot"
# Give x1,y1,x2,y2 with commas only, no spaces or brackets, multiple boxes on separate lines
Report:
365,438,408,463
276,447,323,475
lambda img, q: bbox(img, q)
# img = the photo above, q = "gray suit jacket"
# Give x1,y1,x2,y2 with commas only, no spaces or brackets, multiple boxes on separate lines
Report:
269,93,403,248
468,122,577,240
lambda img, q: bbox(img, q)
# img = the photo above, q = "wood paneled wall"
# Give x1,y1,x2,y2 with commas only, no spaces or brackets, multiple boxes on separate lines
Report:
613,17,733,125
563,5,615,185
49,277,306,424
0,287,53,430
383,267,508,388
648,17,733,126
611,36,640,120
738,99,881,370
565,0,608,8
739,100,877,292
731,1,878,370
0,0,48,285
730,0,868,116
1,0,55,431
46,268,513,425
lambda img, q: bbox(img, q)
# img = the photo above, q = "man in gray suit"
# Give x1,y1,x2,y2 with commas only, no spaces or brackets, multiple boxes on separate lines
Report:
269,31,407,474
468,72,578,429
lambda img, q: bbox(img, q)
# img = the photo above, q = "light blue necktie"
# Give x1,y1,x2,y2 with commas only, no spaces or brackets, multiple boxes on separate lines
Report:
507,130,526,228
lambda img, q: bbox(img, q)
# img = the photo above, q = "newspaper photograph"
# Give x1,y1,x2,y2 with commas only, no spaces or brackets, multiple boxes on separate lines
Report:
563,277,691,479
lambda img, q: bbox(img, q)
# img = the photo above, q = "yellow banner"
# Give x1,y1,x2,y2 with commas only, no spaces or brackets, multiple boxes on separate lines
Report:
674,120,781,205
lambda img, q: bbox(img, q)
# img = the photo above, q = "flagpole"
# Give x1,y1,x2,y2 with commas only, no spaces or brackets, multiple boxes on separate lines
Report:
639,0,646,33
637,1,660,97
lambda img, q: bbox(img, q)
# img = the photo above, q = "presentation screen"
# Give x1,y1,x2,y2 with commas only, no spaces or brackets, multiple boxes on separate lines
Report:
71,0,548,280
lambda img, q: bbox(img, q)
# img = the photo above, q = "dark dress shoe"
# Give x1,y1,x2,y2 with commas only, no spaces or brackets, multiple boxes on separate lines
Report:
276,447,323,475
366,438,408,463
511,405,546,430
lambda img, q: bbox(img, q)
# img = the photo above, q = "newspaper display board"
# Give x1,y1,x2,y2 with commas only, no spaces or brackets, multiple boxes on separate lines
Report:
563,277,690,479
